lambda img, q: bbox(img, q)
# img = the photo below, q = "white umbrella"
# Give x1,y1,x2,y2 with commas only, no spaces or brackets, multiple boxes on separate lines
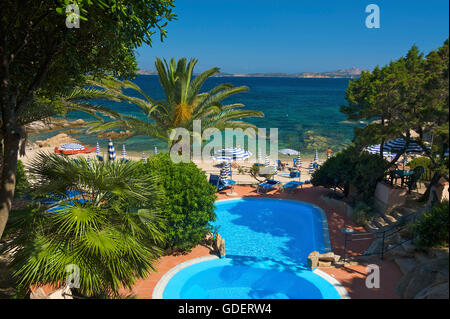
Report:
279,149,299,156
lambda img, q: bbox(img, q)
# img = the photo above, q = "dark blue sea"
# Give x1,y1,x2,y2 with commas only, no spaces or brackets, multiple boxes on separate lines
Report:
31,76,364,158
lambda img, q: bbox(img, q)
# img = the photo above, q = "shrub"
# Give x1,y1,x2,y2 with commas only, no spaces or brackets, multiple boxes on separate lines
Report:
352,201,375,226
414,201,449,248
14,160,30,197
311,145,387,202
136,153,217,251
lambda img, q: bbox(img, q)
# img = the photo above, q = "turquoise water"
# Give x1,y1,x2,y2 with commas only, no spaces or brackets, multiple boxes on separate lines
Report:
30,76,362,157
162,198,341,299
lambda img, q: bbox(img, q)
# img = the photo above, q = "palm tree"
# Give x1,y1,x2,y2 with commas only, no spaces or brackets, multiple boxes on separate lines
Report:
79,58,264,148
1,153,166,298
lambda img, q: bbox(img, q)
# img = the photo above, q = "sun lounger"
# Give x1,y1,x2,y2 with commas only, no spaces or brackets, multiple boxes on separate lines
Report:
257,179,281,193
279,170,300,178
209,174,236,191
280,181,304,193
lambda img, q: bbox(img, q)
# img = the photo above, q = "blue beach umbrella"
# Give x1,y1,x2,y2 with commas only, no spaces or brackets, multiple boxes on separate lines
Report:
212,147,251,162
364,144,397,158
219,162,230,183
108,139,116,161
154,146,158,155
257,149,262,163
122,144,127,158
96,141,100,155
295,152,302,167
383,138,424,154
314,150,319,163
59,143,85,151
309,162,315,175
142,152,146,160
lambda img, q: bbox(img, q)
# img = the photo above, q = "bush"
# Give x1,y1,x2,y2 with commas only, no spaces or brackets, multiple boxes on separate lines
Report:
311,145,387,202
14,160,30,197
352,201,375,226
136,154,217,251
414,201,449,248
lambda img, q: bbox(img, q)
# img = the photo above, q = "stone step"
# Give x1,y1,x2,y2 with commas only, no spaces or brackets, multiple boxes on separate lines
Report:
382,214,398,225
395,257,418,275
365,221,380,233
373,216,389,229
401,241,417,254
390,210,404,220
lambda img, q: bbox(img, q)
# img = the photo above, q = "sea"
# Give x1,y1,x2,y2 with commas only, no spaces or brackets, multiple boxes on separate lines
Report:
30,76,365,159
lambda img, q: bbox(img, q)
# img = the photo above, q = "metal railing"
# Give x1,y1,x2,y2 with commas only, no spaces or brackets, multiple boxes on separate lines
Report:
342,211,421,262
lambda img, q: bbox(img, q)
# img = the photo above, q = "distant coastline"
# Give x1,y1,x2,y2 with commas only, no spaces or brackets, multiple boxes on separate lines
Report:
136,67,363,79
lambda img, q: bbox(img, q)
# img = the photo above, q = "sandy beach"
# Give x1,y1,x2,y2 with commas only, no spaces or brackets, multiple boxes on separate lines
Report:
20,134,321,186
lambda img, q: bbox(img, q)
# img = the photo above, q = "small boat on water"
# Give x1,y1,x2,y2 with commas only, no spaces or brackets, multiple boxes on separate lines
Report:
54,143,96,155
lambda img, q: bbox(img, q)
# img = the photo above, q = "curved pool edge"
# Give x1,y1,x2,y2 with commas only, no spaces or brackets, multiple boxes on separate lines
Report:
215,197,332,253
152,255,220,299
152,256,351,299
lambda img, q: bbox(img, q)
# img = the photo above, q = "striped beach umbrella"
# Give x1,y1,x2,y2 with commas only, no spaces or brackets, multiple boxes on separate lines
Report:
108,139,116,161
383,138,424,154
295,152,301,167
264,155,270,167
154,146,158,155
212,147,252,162
314,150,319,163
141,152,146,160
96,141,100,155
364,144,397,158
59,143,85,151
309,162,315,175
219,162,230,183
122,144,127,158
257,149,262,163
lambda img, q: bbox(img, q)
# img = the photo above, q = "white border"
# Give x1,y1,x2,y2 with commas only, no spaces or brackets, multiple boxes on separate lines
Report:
152,255,220,299
313,269,351,299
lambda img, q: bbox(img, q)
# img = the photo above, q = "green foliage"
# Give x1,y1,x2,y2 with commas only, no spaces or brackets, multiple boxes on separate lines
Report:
352,201,375,226
414,201,449,248
340,39,449,180
135,153,217,251
311,145,387,202
1,153,166,297
14,160,29,197
409,157,434,181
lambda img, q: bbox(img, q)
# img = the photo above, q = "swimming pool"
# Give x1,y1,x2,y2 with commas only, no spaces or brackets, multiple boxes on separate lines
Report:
156,198,347,299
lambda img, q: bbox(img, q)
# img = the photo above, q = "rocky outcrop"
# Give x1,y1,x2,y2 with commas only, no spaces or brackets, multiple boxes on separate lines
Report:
395,255,449,299
34,133,82,148
307,251,341,268
26,118,87,133
97,130,132,139
214,234,226,258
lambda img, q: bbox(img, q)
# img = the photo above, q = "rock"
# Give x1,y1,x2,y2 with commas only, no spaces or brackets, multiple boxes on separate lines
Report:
396,255,449,299
318,252,335,262
383,214,397,224
47,286,72,299
333,254,341,263
395,257,418,275
214,234,226,258
415,282,449,299
318,261,332,267
30,288,49,299
307,251,320,269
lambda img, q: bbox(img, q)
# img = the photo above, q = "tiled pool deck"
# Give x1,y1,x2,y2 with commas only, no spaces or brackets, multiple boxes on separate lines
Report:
120,184,402,299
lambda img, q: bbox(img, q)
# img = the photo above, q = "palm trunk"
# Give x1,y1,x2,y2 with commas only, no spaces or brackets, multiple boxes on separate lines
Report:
0,127,21,240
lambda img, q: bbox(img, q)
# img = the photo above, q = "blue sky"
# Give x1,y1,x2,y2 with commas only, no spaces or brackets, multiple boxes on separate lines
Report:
136,0,449,73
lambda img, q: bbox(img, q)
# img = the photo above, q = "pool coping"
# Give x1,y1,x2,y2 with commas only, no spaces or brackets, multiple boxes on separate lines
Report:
152,255,220,299
152,255,350,299
215,197,332,253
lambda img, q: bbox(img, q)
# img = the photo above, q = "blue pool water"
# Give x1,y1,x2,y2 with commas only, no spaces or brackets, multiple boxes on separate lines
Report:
162,198,341,299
